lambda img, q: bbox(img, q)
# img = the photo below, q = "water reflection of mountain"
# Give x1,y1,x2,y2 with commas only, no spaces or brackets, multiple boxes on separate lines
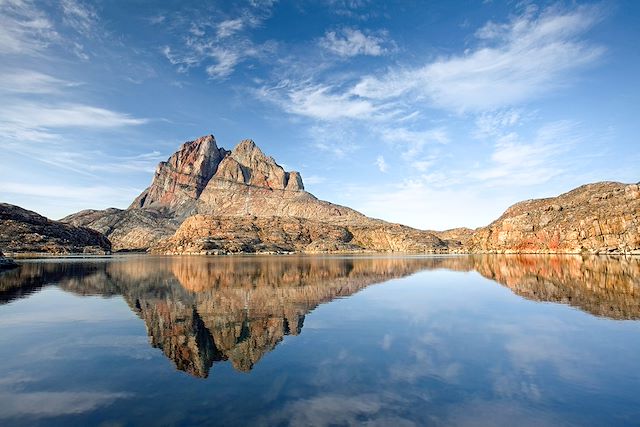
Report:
1,255,638,377
2,257,436,377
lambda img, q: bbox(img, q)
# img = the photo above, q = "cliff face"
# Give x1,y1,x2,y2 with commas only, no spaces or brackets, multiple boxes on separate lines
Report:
471,182,640,254
130,135,227,216
63,134,443,253
0,203,111,254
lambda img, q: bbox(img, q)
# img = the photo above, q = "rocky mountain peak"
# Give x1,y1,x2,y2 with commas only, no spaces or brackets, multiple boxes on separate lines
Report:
130,134,227,211
230,139,275,169
213,138,304,191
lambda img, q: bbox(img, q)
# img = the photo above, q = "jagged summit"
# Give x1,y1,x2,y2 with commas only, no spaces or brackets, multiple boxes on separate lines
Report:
130,134,227,211
130,135,305,216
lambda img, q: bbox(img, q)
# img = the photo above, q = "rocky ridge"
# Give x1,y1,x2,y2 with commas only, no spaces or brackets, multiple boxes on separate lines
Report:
0,203,111,255
471,182,640,254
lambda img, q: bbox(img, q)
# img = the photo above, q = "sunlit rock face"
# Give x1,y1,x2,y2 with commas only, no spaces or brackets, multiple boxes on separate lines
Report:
471,182,640,254
3,255,638,377
0,203,111,254
130,135,228,216
150,215,449,254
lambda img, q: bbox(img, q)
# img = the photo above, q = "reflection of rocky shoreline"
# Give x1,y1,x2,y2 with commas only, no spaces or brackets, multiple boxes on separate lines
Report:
470,254,640,320
1,255,638,377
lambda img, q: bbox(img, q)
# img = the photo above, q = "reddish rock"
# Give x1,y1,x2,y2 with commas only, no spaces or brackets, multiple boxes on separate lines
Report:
130,135,227,214
470,182,640,254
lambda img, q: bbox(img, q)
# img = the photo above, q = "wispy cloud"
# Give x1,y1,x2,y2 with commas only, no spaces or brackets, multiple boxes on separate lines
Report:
61,0,98,36
475,120,581,185
0,182,142,202
0,69,80,93
473,109,523,139
282,83,377,120
1,102,148,131
379,127,449,160
159,3,278,79
351,4,605,111
217,18,245,38
308,124,361,158
0,0,58,55
319,27,389,57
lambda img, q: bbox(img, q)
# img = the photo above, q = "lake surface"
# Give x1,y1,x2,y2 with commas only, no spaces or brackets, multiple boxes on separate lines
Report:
0,254,639,426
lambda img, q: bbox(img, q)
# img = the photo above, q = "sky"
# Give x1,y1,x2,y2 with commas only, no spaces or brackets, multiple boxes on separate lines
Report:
0,0,638,230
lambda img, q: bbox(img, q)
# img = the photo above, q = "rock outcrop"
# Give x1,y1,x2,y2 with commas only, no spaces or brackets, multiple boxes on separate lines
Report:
64,134,445,253
0,203,111,254
471,182,640,254
129,135,227,217
151,214,448,255
62,207,178,251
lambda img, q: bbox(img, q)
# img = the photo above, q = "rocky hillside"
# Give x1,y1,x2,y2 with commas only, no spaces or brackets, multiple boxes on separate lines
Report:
471,182,640,254
63,135,447,253
151,214,448,255
0,203,111,254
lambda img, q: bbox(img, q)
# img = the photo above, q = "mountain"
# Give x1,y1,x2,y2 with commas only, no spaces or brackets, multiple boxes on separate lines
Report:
2,134,638,255
471,182,640,254
0,203,111,255
63,135,453,253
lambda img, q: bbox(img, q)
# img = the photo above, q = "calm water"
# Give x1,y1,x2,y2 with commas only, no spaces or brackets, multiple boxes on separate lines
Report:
0,254,639,426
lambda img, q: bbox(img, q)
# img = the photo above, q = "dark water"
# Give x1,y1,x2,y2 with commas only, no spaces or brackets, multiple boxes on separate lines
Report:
0,254,639,426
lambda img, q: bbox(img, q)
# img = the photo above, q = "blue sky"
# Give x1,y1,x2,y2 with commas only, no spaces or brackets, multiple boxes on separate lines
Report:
0,0,638,229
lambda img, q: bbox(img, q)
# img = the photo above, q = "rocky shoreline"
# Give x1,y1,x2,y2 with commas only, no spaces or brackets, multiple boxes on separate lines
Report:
0,250,18,270
1,135,638,256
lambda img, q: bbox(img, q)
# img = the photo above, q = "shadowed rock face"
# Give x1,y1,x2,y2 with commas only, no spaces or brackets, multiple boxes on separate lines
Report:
62,135,445,252
471,182,640,254
0,203,111,255
1,255,638,378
